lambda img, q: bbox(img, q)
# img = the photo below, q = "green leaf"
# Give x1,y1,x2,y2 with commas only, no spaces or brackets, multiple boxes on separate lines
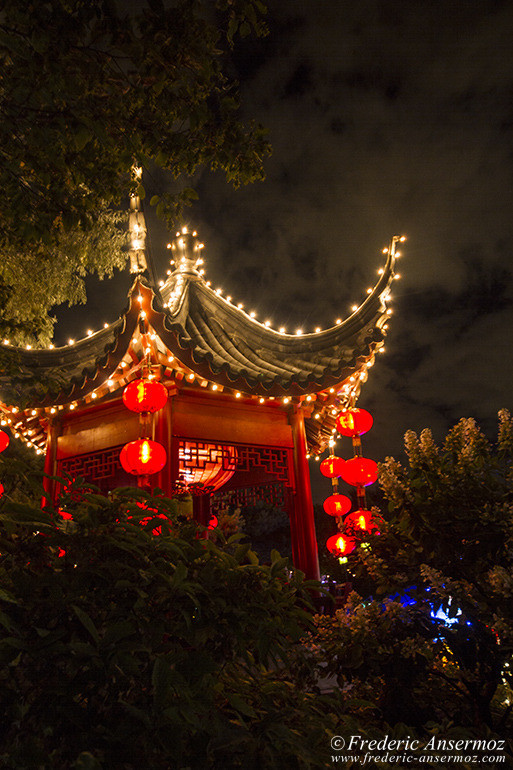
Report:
71,605,100,645
0,610,18,632
270,556,289,576
73,752,103,770
74,127,92,151
227,693,257,718
117,700,151,726
172,560,188,587
0,588,19,605
152,656,173,709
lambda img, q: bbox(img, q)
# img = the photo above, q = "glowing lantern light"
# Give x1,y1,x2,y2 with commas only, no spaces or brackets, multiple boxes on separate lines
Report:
326,533,355,557
336,408,373,437
323,493,351,517
120,439,167,476
319,456,345,478
0,482,3,498
123,379,168,414
0,431,9,453
340,456,378,487
344,509,376,532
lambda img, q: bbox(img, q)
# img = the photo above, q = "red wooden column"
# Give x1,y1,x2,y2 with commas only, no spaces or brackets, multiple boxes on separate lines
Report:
154,396,173,496
42,417,61,507
289,405,320,581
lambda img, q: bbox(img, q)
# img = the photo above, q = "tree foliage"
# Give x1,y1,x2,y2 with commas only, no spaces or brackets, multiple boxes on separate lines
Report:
0,0,271,341
312,412,513,753
0,211,127,344
0,482,342,769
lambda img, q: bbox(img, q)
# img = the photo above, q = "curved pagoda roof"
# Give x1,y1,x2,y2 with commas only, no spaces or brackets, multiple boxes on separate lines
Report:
0,229,403,455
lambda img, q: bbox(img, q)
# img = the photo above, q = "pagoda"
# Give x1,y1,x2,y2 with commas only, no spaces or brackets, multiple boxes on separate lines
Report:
0,208,403,580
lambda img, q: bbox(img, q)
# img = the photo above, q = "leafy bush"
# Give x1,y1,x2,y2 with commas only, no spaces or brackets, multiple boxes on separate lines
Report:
0,482,347,769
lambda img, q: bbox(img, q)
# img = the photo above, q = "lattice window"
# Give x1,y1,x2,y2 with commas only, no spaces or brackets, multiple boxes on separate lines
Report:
58,440,291,493
59,446,125,483
178,440,290,482
178,441,236,471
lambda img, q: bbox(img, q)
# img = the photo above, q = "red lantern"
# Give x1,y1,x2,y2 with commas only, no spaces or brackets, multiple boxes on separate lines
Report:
326,533,355,557
340,456,378,487
0,431,9,453
323,494,351,517
120,439,167,476
123,379,168,414
344,509,376,532
319,456,345,478
336,408,373,437
0,482,3,498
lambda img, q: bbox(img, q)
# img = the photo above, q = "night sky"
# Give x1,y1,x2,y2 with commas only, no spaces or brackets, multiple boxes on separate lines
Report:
55,0,513,496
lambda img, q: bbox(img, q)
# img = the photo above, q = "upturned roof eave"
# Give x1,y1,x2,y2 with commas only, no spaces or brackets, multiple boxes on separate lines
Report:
0,241,397,406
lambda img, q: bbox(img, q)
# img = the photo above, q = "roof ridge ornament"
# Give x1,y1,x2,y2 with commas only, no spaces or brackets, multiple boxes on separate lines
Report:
129,166,148,274
168,226,205,276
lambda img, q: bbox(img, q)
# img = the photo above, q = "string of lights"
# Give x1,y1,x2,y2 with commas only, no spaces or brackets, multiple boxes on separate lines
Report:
0,228,405,467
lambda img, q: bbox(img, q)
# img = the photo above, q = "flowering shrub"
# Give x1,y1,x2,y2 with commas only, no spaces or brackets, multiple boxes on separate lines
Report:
310,412,513,746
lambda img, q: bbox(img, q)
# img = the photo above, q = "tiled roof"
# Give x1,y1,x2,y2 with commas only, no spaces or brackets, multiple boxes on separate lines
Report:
0,236,397,408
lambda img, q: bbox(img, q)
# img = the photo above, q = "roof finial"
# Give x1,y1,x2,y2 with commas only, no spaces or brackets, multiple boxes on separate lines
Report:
169,226,205,275
128,166,148,274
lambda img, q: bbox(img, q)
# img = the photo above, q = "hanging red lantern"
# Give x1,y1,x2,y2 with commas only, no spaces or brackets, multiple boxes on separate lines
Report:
123,379,168,414
344,509,376,532
323,493,351,517
336,408,373,437
0,431,9,453
340,456,378,487
319,456,345,478
326,533,355,557
119,439,167,476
